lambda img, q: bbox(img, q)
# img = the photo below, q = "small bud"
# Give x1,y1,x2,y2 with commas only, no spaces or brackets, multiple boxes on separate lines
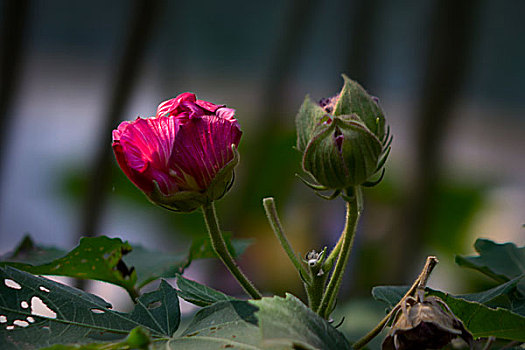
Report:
304,248,326,277
296,75,391,195
383,294,473,350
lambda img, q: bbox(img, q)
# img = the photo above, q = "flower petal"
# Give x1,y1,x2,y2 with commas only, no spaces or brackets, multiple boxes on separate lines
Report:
169,114,242,190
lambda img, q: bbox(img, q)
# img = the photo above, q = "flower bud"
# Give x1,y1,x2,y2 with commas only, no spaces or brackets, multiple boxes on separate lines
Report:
112,92,242,212
296,75,391,194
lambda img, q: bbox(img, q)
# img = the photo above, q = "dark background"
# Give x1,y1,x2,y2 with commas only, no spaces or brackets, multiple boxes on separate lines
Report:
0,0,523,318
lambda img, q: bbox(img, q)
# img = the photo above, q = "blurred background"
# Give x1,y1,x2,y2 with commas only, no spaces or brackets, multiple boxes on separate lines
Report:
0,0,524,330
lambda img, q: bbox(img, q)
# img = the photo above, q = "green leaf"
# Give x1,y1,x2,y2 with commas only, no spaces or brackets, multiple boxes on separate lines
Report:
372,284,525,341
169,294,349,349
0,236,137,297
123,245,188,289
0,235,67,266
252,294,350,349
169,300,261,349
0,267,180,349
456,239,525,283
175,274,238,307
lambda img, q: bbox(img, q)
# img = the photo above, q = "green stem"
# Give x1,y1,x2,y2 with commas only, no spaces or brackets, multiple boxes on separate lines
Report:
352,256,439,349
317,187,361,318
306,272,328,311
263,197,310,282
202,202,262,299
324,228,345,271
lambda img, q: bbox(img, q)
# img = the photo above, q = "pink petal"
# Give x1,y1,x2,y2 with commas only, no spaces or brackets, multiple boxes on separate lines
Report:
169,114,242,190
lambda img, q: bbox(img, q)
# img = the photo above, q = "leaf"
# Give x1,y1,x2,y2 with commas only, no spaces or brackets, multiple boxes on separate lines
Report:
252,294,351,349
168,300,261,349
123,245,188,289
0,236,137,297
169,294,350,349
0,267,180,350
0,235,67,266
455,239,525,283
372,284,525,341
175,274,238,307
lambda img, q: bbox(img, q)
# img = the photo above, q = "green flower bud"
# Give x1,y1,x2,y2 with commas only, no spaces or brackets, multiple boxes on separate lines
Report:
296,75,391,196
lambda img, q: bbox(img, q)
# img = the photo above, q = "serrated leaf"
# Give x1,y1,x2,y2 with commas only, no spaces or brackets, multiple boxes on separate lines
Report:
252,294,350,349
455,239,525,282
175,274,238,307
0,236,137,297
372,284,525,341
0,267,179,350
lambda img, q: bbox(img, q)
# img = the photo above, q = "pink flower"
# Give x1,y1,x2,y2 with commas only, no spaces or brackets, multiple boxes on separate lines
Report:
112,92,242,212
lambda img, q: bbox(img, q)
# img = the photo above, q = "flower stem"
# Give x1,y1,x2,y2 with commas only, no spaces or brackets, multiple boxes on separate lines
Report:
352,256,439,349
263,197,310,282
317,187,361,318
201,202,262,299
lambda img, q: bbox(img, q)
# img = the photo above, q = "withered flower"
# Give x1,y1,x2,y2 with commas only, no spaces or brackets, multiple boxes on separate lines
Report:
382,292,473,350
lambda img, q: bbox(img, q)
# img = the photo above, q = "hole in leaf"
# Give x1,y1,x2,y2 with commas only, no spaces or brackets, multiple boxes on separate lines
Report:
39,286,50,293
147,301,162,309
81,259,88,263
21,301,29,308
26,316,35,323
31,296,57,319
4,279,21,289
90,309,105,314
0,315,7,323
13,320,29,327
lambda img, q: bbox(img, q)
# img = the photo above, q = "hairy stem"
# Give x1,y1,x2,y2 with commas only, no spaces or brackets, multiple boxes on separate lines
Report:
263,197,310,281
202,202,262,299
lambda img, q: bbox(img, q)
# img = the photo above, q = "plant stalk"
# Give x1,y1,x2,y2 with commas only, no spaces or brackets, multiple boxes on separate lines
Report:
263,197,310,281
202,202,262,299
317,187,361,318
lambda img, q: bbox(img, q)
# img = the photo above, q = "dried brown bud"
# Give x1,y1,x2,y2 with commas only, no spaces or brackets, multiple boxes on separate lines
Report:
382,294,473,350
